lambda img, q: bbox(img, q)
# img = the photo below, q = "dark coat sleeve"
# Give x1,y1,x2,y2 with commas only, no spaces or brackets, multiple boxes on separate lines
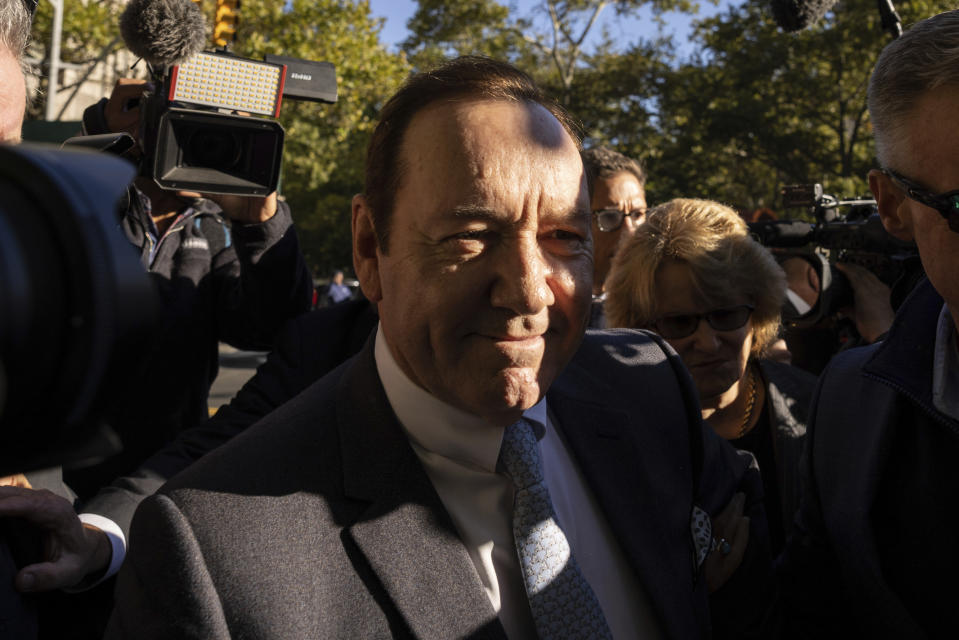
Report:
703,434,779,639
650,332,779,639
211,200,313,351
775,352,863,638
80,300,377,536
103,494,231,640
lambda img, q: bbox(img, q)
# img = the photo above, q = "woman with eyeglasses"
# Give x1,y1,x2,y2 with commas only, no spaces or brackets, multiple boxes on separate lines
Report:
605,198,817,554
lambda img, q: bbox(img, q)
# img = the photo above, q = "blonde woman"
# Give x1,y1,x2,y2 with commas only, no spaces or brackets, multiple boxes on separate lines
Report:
606,198,817,554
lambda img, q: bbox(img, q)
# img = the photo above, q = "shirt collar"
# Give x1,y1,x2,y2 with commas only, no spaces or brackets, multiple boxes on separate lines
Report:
374,324,548,471
785,288,812,315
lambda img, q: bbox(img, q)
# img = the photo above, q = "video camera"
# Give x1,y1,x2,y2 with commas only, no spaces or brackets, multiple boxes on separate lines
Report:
0,144,158,476
748,183,919,327
67,0,336,196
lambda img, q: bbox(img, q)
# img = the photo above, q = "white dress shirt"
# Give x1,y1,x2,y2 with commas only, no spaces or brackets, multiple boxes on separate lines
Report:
375,326,662,639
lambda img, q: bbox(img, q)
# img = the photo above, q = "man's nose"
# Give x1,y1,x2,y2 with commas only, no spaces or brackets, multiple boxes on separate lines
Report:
623,213,640,234
490,238,555,314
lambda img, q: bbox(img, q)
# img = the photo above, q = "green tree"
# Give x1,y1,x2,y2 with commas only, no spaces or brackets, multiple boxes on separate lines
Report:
228,0,410,274
28,0,125,120
647,0,955,211
403,0,693,105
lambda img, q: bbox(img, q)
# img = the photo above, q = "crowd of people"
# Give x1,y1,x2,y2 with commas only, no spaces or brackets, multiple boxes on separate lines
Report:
1,0,958,637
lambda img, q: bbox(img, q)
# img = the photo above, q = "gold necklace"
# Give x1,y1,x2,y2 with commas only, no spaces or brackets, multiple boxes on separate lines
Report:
738,364,758,438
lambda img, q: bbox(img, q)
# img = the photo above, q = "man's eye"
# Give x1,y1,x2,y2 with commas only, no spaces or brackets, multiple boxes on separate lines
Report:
549,229,586,242
452,230,487,240
444,230,491,254
544,229,588,253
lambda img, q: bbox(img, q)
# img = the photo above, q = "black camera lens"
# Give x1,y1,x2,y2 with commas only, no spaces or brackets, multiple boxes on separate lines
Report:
183,128,242,169
155,108,284,195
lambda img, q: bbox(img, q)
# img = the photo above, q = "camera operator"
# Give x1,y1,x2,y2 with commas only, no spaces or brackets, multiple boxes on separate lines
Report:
832,261,895,344
779,10,959,636
777,255,895,374
62,77,313,500
1,0,307,629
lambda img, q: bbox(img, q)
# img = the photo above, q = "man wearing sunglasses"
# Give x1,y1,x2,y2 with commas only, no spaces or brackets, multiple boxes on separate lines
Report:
581,147,647,327
780,10,959,637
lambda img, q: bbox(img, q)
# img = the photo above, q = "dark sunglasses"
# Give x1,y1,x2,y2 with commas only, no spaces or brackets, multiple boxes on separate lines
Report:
653,304,755,340
593,207,646,232
882,168,959,233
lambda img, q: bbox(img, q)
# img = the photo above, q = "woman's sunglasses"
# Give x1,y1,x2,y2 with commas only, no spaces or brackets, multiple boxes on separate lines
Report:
653,304,755,340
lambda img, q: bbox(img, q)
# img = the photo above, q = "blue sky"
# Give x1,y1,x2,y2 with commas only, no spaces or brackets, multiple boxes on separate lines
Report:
367,0,732,59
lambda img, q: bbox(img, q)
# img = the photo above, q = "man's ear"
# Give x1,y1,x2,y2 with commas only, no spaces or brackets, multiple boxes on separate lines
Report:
352,194,383,304
868,169,914,242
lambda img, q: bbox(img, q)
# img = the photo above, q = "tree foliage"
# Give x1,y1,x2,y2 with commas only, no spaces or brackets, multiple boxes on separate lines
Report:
30,0,122,64
27,0,125,120
227,0,410,274
401,0,955,214
627,0,956,210
402,0,692,104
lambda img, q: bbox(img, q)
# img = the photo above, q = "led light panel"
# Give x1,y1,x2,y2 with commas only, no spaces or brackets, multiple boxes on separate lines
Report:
170,52,286,117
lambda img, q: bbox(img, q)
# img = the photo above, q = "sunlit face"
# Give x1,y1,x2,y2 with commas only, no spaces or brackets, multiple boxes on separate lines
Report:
358,98,593,426
654,260,753,404
590,171,646,291
877,84,959,328
0,45,25,143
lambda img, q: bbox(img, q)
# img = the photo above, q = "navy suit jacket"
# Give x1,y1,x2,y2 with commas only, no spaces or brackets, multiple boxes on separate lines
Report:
106,329,773,639
778,278,959,638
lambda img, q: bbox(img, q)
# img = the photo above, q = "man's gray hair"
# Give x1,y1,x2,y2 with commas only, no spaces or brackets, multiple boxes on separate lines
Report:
868,10,959,167
0,0,31,62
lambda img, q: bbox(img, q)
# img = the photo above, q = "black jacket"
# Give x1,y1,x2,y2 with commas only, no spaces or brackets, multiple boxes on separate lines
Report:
65,192,311,500
82,298,378,536
779,278,959,638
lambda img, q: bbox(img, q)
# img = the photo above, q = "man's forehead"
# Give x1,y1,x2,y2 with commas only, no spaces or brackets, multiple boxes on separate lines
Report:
896,86,959,186
404,98,579,161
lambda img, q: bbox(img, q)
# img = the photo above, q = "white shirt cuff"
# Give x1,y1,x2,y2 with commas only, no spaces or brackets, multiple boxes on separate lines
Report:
76,513,127,583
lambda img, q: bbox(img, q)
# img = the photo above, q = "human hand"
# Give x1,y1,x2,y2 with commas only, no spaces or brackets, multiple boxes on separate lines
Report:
103,78,150,140
835,262,895,343
0,487,112,592
0,474,33,489
202,191,278,224
704,492,749,593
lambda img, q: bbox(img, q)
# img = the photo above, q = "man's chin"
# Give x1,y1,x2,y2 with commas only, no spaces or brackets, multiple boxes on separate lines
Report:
464,367,546,426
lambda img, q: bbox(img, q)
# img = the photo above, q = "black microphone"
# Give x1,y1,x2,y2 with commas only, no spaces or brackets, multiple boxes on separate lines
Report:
119,0,207,68
769,0,838,31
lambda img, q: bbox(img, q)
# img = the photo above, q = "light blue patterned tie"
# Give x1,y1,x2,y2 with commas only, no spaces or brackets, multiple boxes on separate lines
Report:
499,419,613,639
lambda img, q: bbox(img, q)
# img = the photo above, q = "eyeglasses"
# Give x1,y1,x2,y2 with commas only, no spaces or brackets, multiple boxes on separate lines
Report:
882,168,959,233
593,207,646,232
652,304,755,340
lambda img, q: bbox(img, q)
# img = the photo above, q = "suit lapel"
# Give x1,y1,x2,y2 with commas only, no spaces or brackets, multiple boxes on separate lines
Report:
547,377,698,638
335,339,507,640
